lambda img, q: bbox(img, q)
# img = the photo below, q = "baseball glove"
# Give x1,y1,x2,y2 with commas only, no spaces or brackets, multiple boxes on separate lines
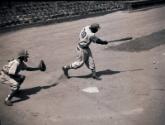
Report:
39,60,46,71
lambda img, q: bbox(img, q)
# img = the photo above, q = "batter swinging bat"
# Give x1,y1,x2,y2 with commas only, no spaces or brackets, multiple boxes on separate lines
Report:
107,37,133,43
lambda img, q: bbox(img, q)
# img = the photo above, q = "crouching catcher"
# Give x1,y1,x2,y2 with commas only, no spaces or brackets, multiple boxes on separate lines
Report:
0,49,46,106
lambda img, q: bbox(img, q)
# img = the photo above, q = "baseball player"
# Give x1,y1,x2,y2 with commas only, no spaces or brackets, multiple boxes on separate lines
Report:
62,23,108,80
0,49,46,106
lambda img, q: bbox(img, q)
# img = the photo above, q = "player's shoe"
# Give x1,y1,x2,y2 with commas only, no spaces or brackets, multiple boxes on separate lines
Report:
62,66,70,78
92,72,102,80
4,100,13,106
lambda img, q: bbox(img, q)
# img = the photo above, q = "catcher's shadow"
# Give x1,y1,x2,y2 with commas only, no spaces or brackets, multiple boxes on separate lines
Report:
71,68,144,79
12,82,58,104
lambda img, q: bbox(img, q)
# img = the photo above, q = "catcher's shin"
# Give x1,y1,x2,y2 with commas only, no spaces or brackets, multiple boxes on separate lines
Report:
39,60,46,71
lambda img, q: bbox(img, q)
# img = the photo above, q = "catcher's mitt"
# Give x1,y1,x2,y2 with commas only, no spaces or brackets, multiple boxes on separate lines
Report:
39,60,46,71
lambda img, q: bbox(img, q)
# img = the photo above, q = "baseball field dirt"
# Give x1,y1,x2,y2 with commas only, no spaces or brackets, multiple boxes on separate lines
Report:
0,5,165,125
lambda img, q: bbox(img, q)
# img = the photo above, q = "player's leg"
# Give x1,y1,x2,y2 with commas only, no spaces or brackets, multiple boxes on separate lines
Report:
85,48,101,80
14,75,26,93
63,46,85,78
4,78,19,106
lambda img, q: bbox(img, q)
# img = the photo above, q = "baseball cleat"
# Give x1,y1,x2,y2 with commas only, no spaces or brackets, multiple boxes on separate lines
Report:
62,66,70,78
4,100,13,106
92,74,102,80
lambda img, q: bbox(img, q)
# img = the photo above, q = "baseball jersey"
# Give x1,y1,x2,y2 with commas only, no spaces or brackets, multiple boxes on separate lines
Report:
2,59,27,75
79,26,96,48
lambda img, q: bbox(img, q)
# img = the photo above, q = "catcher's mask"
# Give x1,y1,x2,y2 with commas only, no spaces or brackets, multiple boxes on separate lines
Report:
90,23,100,33
17,49,29,62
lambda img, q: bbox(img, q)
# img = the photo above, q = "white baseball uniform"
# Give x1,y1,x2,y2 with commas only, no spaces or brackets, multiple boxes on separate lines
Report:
70,25,98,70
0,59,27,90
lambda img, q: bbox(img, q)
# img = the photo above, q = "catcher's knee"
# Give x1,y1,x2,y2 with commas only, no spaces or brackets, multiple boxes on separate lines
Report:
21,75,25,81
11,82,19,91
20,75,25,84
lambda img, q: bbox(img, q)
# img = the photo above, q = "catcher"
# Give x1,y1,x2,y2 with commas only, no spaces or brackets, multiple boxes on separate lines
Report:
62,23,108,80
0,49,46,106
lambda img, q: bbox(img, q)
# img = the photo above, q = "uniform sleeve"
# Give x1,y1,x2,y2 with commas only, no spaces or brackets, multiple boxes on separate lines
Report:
89,35,98,43
90,36,108,45
23,62,40,71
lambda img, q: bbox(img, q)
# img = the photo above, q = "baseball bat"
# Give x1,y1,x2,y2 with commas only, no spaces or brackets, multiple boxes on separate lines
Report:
107,37,133,43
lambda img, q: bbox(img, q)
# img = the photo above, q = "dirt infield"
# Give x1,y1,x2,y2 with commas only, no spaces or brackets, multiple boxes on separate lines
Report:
0,5,165,125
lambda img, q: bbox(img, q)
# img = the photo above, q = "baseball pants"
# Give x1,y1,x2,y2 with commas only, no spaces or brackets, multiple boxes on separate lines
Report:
70,45,95,70
0,71,25,91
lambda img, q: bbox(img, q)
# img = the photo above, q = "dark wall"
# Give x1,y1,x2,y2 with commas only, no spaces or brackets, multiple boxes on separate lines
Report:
0,1,124,30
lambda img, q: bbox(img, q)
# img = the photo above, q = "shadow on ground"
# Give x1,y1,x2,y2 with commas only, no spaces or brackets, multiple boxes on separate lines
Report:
12,74,68,103
106,29,165,52
11,68,143,103
71,68,144,79
12,82,58,104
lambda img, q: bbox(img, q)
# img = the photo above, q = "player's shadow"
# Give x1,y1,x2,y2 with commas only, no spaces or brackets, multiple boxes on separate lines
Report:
12,82,58,104
71,68,144,79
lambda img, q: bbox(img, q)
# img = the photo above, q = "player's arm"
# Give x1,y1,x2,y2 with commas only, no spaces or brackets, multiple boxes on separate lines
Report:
25,66,40,71
90,36,108,45
22,61,39,71
24,60,46,72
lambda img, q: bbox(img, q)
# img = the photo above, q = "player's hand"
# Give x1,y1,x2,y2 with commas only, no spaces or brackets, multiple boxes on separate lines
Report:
102,40,108,45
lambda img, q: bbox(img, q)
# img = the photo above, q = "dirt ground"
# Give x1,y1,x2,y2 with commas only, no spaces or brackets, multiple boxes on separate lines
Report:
0,5,165,125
